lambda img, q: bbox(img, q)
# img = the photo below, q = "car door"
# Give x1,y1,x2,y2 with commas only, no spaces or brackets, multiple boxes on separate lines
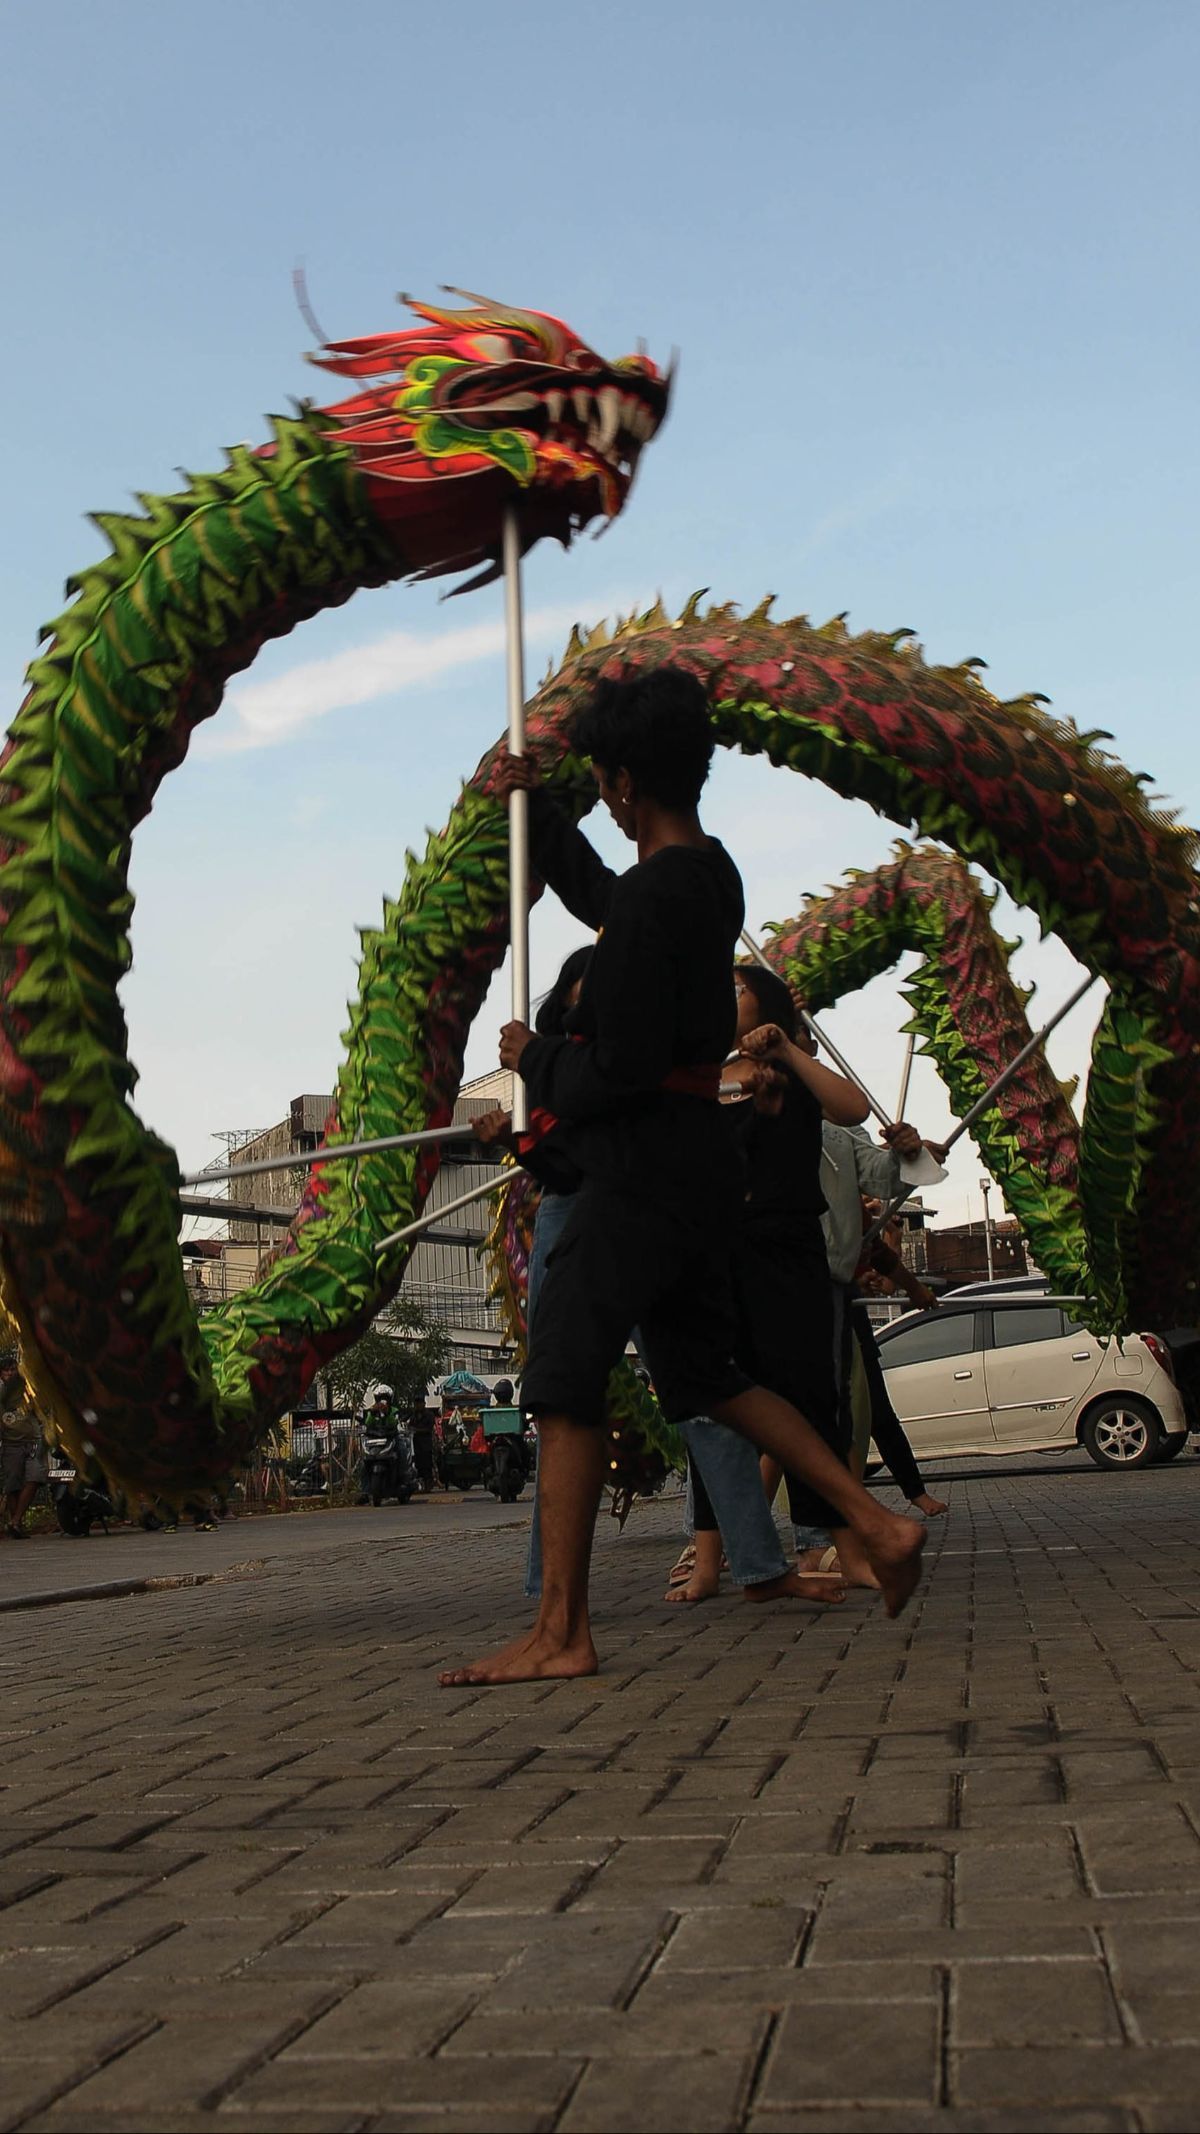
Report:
983,1303,1105,1444
875,1308,991,1458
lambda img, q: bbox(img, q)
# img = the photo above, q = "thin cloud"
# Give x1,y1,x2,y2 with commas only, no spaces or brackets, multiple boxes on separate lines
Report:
195,600,615,758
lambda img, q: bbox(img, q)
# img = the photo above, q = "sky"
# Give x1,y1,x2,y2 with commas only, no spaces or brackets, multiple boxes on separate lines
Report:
3,0,1198,1235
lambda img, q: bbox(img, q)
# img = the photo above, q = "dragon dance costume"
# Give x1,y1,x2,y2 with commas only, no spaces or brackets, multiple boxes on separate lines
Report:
1,289,1196,1505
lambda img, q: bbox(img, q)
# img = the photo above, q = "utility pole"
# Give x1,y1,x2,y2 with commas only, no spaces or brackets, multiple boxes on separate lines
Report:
979,1176,996,1284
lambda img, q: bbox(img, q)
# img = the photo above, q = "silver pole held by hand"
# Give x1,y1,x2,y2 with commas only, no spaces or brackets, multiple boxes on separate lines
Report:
503,505,531,1134
739,929,894,1128
896,1033,916,1122
859,968,1101,1255
375,1167,521,1257
940,971,1099,1154
183,1121,476,1189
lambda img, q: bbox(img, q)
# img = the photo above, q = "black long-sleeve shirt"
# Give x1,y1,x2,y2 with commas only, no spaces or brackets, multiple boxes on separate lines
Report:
516,791,745,1199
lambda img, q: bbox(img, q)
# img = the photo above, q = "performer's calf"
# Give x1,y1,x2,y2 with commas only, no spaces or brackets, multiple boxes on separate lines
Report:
439,1419,603,1686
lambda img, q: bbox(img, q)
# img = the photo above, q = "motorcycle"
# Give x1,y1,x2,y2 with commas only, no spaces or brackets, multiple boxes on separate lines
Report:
48,1450,116,1538
288,1449,330,1499
359,1425,418,1507
483,1405,532,1503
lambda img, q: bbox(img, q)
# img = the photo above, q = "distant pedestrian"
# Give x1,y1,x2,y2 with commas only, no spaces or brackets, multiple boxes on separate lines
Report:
1,1362,48,1540
409,1404,436,1492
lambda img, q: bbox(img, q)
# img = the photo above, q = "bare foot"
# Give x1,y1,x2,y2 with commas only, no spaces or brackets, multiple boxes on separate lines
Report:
832,1530,882,1592
911,1491,948,1518
664,1570,721,1605
666,1542,697,1587
840,1513,926,1618
438,1624,598,1687
743,1569,844,1607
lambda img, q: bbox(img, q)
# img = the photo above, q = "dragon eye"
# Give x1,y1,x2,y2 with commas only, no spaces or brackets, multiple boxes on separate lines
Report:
472,334,514,361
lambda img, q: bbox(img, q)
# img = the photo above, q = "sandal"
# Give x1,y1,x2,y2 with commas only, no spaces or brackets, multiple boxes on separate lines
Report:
794,1544,842,1581
667,1542,696,1587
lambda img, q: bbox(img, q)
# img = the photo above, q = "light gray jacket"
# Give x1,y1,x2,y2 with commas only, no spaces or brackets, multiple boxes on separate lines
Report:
820,1123,902,1284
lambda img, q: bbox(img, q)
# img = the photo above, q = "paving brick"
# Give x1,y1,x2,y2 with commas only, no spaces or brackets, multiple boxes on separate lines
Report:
276,1980,476,2057
748,2110,1138,2130
481,1911,672,2011
758,1998,940,2107
953,2044,1200,2106
952,1960,1123,2046
560,2051,757,2131
656,1904,808,1970
231,2052,583,2114
444,1861,595,1915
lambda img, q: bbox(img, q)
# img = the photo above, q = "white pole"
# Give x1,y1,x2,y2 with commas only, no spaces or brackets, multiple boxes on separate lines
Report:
860,969,1101,1254
941,971,1098,1153
980,1176,996,1282
182,1121,476,1189
896,1033,916,1122
738,929,893,1127
503,505,531,1133
374,1168,521,1257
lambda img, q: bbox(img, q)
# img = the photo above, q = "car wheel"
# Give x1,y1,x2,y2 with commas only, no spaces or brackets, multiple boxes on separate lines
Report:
1153,1430,1190,1463
1082,1396,1161,1470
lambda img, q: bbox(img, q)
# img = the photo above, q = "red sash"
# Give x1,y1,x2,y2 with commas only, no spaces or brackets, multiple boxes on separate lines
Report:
516,1061,722,1158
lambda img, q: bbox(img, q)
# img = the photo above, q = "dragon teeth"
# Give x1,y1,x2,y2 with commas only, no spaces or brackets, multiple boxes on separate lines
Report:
597,386,621,453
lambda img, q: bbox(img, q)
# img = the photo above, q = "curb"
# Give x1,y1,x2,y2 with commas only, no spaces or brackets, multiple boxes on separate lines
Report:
0,1561,268,1615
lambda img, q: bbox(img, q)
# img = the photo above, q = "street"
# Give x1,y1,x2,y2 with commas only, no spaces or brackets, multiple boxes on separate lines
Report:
2,1457,1200,2131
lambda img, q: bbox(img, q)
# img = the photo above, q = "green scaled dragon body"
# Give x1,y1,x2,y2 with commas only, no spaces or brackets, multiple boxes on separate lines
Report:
2,305,1197,1496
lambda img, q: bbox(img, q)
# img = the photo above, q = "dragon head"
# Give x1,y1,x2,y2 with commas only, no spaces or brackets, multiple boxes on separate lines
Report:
309,289,671,587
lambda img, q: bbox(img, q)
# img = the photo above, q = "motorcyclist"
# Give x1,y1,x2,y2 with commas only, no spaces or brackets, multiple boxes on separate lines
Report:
365,1383,398,1432
357,1384,413,1504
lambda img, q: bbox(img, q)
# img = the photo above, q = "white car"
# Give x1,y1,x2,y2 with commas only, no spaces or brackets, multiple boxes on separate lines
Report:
874,1293,1189,1470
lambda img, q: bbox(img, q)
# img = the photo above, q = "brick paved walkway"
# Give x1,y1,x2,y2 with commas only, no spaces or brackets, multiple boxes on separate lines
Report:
3,1459,1200,2132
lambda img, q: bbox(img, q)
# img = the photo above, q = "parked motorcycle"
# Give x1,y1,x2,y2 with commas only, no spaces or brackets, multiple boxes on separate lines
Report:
359,1423,418,1507
48,1450,116,1538
288,1449,330,1499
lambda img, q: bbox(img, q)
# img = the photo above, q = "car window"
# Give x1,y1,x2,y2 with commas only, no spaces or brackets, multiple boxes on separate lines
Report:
990,1306,1065,1349
878,1314,977,1369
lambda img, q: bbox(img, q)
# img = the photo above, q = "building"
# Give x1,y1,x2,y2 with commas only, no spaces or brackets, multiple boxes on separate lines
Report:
922,1216,1027,1291
214,1074,518,1382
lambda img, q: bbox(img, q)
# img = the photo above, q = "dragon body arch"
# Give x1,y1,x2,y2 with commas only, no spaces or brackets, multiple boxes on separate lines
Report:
1,308,1196,1498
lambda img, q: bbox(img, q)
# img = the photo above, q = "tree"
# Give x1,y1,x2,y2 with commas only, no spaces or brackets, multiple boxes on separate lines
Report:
321,1298,451,1414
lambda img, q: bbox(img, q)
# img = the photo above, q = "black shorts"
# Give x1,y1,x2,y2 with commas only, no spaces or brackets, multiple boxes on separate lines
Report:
521,1183,751,1426
732,1229,840,1441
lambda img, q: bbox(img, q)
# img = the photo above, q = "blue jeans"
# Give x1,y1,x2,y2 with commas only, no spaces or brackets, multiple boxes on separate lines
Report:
524,1191,576,1599
681,1416,790,1585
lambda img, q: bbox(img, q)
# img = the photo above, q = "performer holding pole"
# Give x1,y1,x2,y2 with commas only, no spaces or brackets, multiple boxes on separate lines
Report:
861,968,1102,1252
503,505,531,1133
738,930,894,1128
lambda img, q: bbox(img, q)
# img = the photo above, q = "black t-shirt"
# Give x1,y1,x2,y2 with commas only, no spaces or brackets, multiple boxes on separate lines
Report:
734,1078,826,1245
518,792,745,1200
